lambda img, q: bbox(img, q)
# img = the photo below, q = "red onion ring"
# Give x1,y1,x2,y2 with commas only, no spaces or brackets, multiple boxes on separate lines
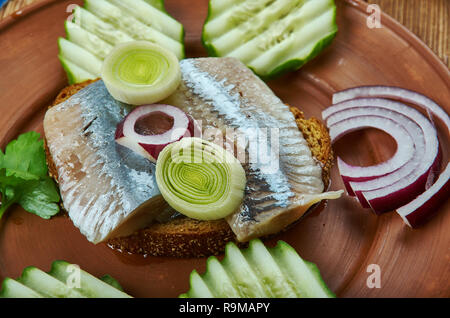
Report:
115,104,199,162
323,98,439,211
331,86,449,226
328,115,415,195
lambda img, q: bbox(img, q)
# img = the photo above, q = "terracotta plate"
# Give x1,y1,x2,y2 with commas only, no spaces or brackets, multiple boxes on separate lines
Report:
0,0,448,298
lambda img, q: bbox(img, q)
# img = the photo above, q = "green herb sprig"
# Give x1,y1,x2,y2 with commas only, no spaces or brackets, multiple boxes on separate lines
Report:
0,132,60,220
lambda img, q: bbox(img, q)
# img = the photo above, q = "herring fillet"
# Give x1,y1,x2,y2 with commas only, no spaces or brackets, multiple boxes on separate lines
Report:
164,57,342,241
43,81,167,244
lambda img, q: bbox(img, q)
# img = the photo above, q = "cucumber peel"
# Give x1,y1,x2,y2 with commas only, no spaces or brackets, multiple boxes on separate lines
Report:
0,261,132,298
58,56,96,85
180,239,335,298
202,0,338,80
0,278,43,298
59,0,185,84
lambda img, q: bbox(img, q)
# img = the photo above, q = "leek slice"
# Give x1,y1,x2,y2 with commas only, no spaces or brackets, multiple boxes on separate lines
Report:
155,137,246,220
101,41,181,105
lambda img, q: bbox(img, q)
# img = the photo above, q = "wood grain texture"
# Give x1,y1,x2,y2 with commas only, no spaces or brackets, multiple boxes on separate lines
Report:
1,0,448,67
366,0,449,66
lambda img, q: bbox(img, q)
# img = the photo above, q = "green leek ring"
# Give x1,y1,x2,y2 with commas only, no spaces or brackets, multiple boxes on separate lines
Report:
101,41,181,105
156,137,246,220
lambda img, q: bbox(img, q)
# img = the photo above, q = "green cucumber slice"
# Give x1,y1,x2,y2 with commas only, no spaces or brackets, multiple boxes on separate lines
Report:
100,275,125,291
18,267,85,298
206,0,243,21
304,261,336,297
207,0,301,56
202,0,338,80
270,241,336,298
84,0,184,60
58,37,103,76
48,260,131,298
142,0,165,12
72,6,133,45
60,0,185,84
203,0,275,40
58,56,96,85
246,2,337,77
65,21,113,59
180,239,335,298
108,0,184,43
217,242,268,297
181,270,214,298
244,239,298,297
202,257,240,297
0,278,43,298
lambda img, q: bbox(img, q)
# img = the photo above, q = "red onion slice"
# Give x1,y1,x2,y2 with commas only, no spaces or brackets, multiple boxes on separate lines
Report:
332,86,449,226
115,104,199,162
328,115,415,195
397,165,450,227
323,98,440,211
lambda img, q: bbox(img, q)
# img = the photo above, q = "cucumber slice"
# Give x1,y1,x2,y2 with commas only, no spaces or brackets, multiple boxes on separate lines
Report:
244,239,298,297
58,37,103,76
142,0,165,12
208,0,301,56
180,239,335,298
202,257,240,297
203,0,275,40
202,0,338,80
219,242,268,297
65,21,113,59
108,0,184,43
181,270,214,298
270,241,336,298
206,0,243,21
246,2,337,77
100,275,124,291
72,6,133,46
58,56,96,85
0,278,43,298
84,0,184,60
48,260,131,298
18,267,85,298
304,261,336,297
60,0,185,84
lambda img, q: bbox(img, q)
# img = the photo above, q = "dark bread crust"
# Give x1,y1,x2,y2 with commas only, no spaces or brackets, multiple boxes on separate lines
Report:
46,80,333,258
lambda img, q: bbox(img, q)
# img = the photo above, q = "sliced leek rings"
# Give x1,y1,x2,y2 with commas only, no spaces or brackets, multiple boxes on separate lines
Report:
101,41,181,105
155,137,247,220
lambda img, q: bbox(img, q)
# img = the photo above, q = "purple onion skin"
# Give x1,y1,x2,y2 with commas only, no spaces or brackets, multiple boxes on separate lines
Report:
342,178,355,196
115,117,125,140
364,154,442,215
341,174,380,197
406,178,450,228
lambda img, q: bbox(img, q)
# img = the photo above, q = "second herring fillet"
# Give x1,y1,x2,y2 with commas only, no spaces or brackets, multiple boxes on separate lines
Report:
164,57,342,241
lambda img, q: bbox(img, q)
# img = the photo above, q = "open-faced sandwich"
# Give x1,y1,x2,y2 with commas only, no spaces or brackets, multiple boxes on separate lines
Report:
44,52,343,257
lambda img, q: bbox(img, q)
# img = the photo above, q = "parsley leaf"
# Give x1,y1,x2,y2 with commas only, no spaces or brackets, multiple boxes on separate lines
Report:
0,132,60,219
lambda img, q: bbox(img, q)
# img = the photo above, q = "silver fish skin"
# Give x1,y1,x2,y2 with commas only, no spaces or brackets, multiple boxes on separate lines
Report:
43,81,166,244
164,57,342,242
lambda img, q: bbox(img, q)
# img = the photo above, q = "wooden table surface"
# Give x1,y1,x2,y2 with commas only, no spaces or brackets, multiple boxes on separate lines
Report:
1,0,449,67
